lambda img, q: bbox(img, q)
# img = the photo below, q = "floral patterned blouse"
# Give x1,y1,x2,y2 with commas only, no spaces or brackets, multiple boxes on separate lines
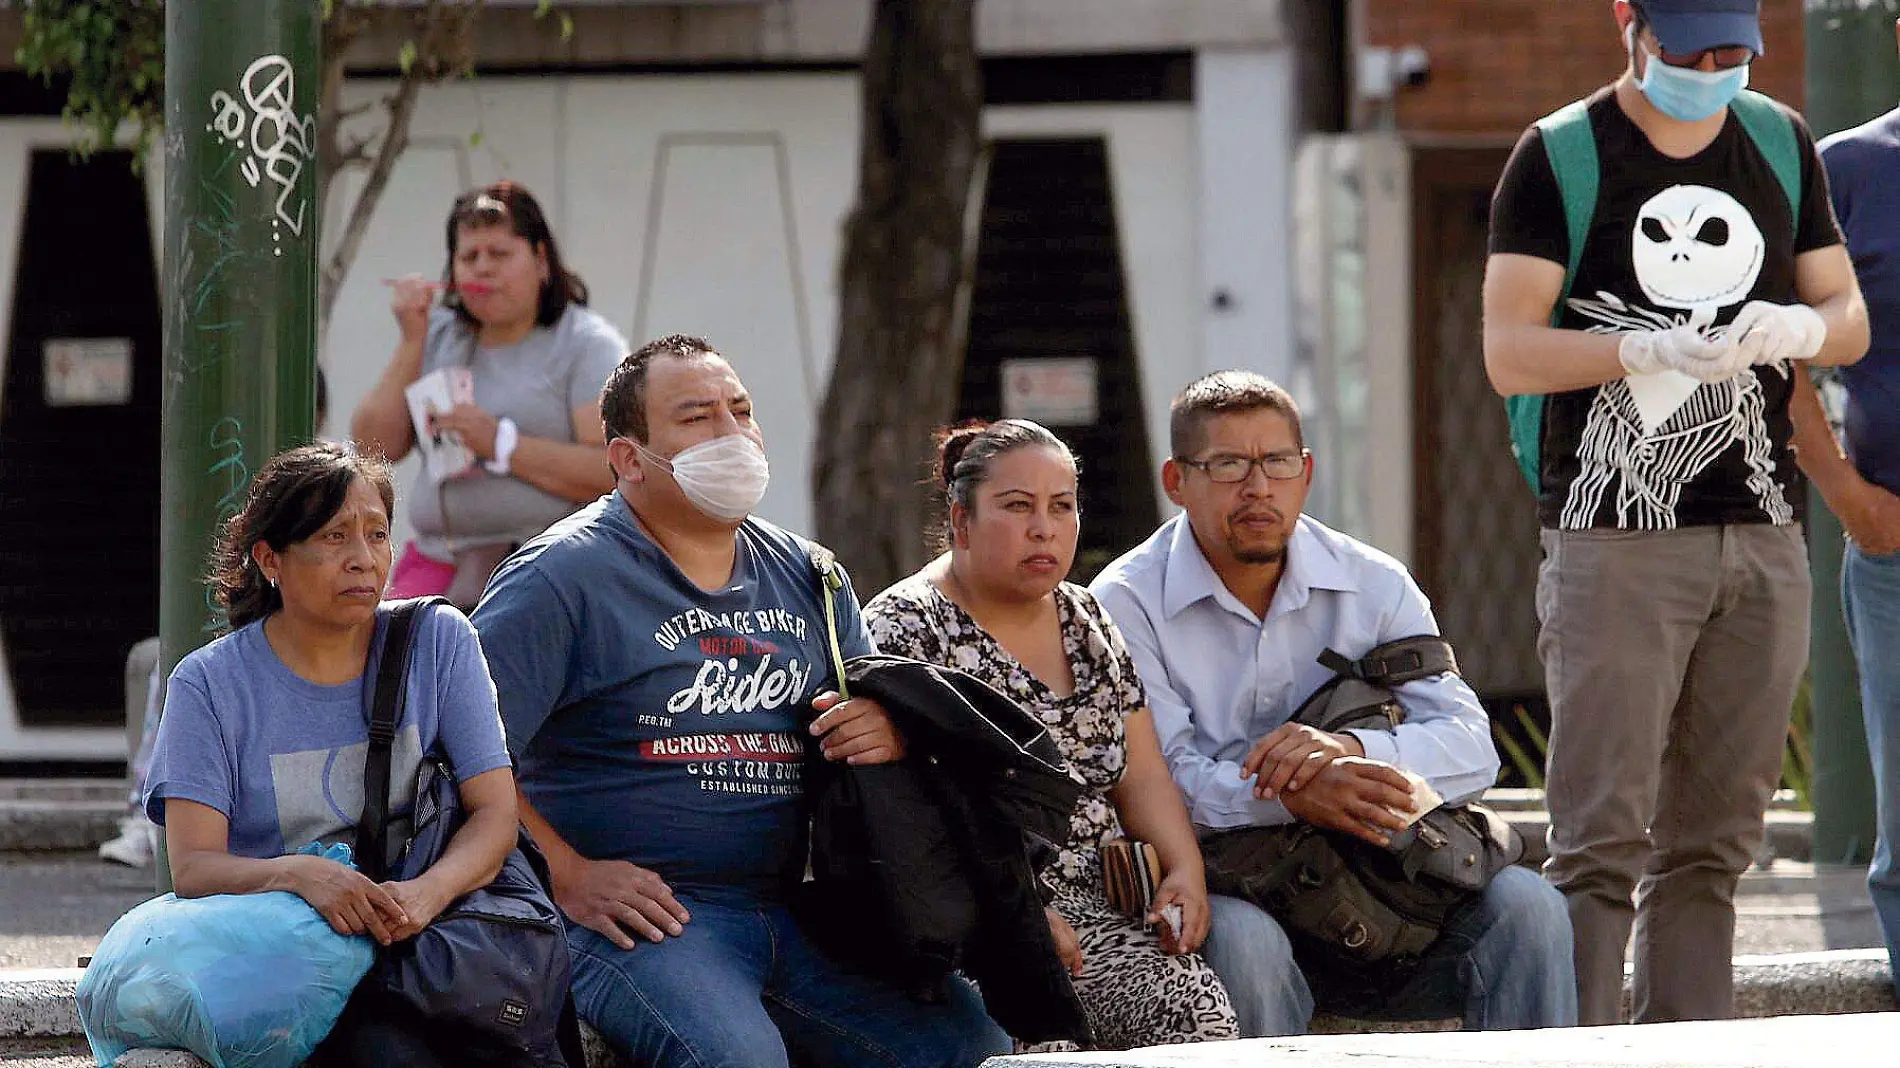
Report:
864,574,1148,903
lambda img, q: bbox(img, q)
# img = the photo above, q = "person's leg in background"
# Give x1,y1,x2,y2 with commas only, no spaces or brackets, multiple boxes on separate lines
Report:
1842,541,1900,996
761,906,1008,1068
1199,894,1313,1036
1632,524,1809,1023
1538,528,1719,1025
566,902,791,1068
100,648,164,868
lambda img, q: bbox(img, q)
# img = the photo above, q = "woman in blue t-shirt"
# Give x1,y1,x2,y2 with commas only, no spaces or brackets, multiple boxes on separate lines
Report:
144,443,518,947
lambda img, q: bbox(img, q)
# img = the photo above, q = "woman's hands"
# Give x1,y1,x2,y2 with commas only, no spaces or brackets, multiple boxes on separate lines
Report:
282,853,409,946
1046,906,1084,976
1148,865,1212,956
430,403,501,460
379,877,456,942
390,274,435,345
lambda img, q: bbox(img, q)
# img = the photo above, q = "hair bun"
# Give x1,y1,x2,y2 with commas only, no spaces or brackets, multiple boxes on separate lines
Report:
934,421,990,488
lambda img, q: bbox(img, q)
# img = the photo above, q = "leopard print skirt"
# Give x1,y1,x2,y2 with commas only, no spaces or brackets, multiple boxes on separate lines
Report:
1031,884,1240,1051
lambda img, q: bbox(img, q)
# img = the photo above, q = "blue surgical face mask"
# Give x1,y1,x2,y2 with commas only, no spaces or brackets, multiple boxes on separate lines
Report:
1634,40,1751,123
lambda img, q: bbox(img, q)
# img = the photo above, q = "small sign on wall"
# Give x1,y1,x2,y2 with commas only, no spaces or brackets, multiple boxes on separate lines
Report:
44,338,134,407
1001,357,1099,426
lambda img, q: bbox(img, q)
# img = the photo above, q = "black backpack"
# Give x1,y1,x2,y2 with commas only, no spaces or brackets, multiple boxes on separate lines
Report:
329,597,582,1068
1200,636,1522,979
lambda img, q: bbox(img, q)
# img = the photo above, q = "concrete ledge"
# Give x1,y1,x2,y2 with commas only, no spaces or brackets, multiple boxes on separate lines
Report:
0,970,79,1040
1480,788,1802,814
981,1013,1900,1066
0,781,123,804
6,952,1888,1065
0,800,123,853
1506,809,1813,866
1731,948,1897,1018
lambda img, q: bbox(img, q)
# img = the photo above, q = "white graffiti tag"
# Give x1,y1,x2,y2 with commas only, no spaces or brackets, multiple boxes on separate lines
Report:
206,54,316,244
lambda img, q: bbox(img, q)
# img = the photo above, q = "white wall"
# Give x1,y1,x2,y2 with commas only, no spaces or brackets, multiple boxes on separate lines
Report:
324,75,1206,541
323,74,860,540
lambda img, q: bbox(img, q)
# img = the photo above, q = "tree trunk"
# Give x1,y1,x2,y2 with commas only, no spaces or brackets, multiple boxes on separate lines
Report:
812,0,981,594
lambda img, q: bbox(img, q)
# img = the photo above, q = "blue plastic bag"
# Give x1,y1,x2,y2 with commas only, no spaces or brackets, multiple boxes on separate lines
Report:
77,842,377,1068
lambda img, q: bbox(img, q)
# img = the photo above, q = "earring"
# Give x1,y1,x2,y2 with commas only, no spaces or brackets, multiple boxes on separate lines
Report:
268,577,279,590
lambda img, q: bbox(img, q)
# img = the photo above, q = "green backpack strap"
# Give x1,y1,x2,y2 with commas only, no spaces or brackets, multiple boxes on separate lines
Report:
808,545,851,700
1728,89,1802,222
1508,98,1600,494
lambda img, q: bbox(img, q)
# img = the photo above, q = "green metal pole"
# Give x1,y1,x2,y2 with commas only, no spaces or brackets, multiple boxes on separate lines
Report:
1805,0,1900,866
158,0,321,889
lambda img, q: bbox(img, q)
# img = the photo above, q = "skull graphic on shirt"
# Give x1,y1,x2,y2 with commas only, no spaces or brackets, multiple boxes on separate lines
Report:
1631,184,1766,330
1561,184,1789,530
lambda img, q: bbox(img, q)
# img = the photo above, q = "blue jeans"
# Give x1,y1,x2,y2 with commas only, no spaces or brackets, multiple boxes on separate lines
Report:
567,900,1009,1068
1844,541,1900,997
1201,865,1577,1035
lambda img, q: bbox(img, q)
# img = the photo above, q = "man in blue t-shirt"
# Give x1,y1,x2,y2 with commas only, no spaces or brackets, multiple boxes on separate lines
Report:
473,335,1007,1068
1796,16,1900,998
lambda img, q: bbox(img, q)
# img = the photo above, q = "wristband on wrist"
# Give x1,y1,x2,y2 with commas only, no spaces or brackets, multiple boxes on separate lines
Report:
485,417,519,476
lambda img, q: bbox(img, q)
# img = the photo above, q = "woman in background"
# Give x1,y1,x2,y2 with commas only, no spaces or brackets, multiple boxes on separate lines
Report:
351,181,625,608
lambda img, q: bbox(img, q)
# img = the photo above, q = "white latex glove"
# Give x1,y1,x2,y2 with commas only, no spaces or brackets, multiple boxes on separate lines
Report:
1618,325,1748,383
1727,301,1828,365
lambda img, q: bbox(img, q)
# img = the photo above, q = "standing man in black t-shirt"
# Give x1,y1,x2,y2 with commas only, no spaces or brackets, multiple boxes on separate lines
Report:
1483,0,1868,1027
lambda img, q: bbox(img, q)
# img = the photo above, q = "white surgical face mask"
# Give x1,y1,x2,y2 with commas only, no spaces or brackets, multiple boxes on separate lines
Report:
638,433,770,522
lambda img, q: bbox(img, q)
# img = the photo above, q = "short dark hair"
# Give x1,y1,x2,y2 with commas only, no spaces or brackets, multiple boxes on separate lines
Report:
208,443,396,631
1169,370,1304,459
600,334,723,443
443,181,588,329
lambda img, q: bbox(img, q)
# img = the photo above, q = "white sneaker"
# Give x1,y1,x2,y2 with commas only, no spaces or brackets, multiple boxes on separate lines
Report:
98,814,155,868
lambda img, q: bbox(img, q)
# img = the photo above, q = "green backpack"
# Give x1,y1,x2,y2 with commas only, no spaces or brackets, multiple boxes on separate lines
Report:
1505,89,1805,493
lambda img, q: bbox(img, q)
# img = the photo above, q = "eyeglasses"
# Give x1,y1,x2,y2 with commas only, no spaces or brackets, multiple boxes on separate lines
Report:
1655,43,1754,70
1178,451,1309,484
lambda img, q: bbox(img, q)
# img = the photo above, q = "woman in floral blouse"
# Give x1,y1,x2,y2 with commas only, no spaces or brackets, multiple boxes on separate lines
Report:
864,419,1238,1049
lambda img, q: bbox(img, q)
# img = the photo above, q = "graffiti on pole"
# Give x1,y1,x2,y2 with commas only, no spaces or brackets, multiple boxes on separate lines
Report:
206,54,315,254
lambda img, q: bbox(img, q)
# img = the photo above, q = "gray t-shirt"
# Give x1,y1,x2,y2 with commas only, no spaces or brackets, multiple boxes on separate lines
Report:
409,304,626,558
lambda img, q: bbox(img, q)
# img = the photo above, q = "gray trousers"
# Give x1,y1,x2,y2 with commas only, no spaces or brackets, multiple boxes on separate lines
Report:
1536,524,1808,1025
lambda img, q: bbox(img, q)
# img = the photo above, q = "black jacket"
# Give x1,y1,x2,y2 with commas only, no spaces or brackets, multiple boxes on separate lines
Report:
796,654,1090,1046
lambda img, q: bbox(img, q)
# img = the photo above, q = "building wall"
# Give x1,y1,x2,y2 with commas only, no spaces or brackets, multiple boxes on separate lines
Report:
1364,0,1805,138
0,1,1291,75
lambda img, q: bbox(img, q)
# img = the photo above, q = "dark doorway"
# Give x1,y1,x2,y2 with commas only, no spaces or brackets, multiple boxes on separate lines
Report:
1410,147,1545,709
958,138,1160,583
0,149,161,727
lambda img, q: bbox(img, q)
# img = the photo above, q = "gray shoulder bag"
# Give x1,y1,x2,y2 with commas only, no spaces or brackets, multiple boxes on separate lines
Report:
1200,636,1523,975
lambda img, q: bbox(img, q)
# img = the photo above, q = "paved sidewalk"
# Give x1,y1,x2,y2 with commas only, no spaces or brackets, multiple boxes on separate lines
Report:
983,1013,1900,1066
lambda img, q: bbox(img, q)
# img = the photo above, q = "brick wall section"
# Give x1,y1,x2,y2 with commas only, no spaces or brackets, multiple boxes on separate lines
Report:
1365,0,1805,139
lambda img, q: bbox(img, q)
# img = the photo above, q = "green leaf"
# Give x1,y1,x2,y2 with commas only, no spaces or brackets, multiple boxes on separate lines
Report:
469,131,484,148
398,40,418,75
559,13,575,41
534,0,554,17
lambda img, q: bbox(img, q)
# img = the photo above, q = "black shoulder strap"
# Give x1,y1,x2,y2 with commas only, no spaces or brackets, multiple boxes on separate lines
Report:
1316,635,1459,689
355,597,439,881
